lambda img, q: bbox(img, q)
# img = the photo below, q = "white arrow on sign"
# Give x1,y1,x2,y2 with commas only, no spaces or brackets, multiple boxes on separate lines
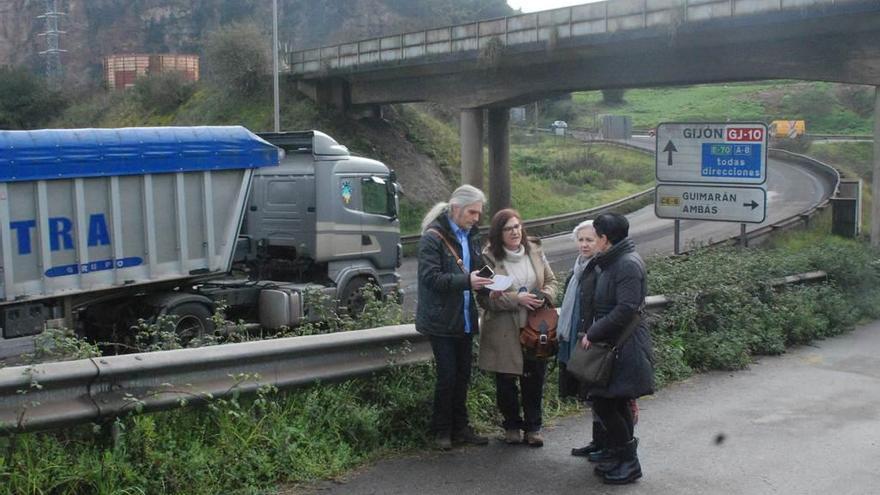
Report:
655,184,768,223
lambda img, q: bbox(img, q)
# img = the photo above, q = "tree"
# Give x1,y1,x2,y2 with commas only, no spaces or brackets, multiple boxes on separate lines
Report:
601,89,626,105
0,67,66,130
204,22,270,98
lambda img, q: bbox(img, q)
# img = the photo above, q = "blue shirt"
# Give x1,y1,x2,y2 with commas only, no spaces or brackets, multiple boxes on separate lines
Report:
448,215,473,334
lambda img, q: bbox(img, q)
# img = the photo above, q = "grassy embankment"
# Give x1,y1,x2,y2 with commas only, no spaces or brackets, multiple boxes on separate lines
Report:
565,81,873,134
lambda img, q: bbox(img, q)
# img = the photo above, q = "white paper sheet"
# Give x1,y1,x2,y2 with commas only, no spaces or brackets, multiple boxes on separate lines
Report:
486,274,513,291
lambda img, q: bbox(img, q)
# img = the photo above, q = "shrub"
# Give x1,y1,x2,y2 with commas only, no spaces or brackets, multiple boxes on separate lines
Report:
601,88,626,105
132,72,196,114
0,66,66,129
204,22,269,98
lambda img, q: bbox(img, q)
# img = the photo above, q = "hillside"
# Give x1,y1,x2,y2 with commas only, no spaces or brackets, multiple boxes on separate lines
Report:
563,81,875,134
0,0,511,86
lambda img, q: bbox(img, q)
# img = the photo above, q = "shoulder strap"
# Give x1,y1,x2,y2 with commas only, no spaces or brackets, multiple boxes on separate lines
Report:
426,228,467,274
613,304,644,349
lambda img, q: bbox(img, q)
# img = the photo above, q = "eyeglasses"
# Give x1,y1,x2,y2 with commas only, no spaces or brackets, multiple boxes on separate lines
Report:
502,223,522,233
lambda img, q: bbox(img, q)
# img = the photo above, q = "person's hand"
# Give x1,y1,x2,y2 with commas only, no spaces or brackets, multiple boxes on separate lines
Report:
580,335,591,350
517,292,543,310
469,270,493,290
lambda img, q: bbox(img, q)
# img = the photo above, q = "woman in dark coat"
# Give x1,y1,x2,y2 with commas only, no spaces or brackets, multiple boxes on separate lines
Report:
579,212,654,485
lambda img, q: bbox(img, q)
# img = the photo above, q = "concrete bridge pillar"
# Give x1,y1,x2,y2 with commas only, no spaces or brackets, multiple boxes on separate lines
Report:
872,86,880,247
487,108,511,216
460,109,484,190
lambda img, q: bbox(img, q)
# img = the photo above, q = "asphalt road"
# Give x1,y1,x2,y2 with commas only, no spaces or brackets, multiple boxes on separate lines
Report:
399,140,832,312
301,318,880,495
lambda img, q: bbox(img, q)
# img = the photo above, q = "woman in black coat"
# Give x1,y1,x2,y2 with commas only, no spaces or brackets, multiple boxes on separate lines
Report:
579,213,654,485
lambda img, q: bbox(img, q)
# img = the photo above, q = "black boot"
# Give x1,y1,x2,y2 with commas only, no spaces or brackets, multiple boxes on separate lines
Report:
594,437,638,474
588,447,616,463
571,422,604,457
602,438,642,485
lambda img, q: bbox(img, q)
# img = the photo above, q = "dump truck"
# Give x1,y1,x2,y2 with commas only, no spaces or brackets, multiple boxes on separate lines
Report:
0,126,401,348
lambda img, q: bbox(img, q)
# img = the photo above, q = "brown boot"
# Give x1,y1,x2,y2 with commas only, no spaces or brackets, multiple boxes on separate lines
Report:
504,429,522,444
452,426,489,446
525,430,544,447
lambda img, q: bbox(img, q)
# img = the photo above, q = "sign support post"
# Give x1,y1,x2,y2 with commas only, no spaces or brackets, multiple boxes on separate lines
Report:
674,219,681,255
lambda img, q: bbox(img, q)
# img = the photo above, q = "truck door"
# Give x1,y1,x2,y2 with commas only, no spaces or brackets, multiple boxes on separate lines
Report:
314,167,366,262
359,174,399,270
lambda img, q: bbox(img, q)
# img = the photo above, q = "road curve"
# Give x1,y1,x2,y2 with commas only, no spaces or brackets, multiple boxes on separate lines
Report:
400,140,833,310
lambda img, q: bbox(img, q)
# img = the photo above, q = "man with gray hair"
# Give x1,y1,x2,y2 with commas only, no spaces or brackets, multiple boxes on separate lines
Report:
417,184,494,450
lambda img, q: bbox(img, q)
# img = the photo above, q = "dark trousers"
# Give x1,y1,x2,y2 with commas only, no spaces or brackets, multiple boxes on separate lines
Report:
429,335,473,434
592,397,634,448
496,358,547,432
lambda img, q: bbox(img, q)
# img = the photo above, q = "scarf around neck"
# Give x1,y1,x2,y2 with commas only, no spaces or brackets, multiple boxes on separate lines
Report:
558,254,591,343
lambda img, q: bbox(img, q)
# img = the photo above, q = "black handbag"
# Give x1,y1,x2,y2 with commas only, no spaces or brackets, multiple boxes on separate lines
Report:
567,313,641,388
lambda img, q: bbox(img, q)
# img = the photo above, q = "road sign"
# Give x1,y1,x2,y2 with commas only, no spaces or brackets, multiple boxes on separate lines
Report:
655,122,768,184
655,184,767,223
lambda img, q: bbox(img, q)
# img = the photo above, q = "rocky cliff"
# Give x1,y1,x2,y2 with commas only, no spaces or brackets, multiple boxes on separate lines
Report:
0,0,510,85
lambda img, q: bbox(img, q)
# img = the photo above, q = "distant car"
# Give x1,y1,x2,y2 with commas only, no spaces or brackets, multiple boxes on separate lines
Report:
551,120,568,129
648,128,656,137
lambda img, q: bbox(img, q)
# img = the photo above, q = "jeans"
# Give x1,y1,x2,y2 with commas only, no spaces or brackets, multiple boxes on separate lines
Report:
429,335,473,434
495,358,547,432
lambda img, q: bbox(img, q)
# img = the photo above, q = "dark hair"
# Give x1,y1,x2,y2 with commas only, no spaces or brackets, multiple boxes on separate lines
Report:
593,212,629,245
488,208,530,260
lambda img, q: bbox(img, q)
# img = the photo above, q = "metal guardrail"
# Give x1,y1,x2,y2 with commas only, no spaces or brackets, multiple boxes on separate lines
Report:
0,270,828,434
806,133,873,141
704,148,842,250
0,326,431,434
286,0,852,76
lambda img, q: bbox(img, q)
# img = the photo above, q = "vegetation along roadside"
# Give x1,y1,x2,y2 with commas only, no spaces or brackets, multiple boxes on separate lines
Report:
1,220,877,495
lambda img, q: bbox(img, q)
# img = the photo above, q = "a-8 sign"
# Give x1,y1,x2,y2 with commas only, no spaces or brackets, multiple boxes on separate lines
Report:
655,122,768,184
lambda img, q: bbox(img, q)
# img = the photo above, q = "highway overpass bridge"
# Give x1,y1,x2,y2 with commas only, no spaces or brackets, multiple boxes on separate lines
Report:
285,0,880,243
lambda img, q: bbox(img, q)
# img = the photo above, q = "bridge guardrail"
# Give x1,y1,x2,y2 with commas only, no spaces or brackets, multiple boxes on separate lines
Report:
286,0,850,76
0,271,827,435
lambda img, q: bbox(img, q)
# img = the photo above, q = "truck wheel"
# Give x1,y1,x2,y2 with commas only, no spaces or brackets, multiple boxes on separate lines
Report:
168,303,214,345
339,277,374,317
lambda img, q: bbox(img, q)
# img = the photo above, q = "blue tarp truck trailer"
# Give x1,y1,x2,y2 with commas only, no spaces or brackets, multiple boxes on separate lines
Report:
0,127,401,353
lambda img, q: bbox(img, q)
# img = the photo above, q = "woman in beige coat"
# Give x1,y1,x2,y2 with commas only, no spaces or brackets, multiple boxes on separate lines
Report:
477,208,557,446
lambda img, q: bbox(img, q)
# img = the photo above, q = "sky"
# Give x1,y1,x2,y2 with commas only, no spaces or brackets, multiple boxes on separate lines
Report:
507,0,602,13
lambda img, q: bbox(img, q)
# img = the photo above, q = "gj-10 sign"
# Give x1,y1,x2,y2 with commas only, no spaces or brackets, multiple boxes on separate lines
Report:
656,123,768,184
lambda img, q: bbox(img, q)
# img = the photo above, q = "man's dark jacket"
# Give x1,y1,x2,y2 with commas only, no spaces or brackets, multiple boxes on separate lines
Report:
415,214,483,337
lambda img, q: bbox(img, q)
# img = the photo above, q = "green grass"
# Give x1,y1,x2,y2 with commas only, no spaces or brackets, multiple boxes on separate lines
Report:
508,135,653,220
805,140,874,233
568,81,875,134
